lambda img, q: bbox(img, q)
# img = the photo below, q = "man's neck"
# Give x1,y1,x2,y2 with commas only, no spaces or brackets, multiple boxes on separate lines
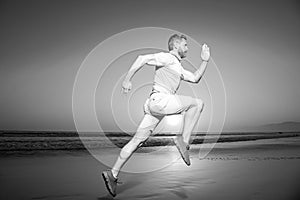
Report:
169,50,182,62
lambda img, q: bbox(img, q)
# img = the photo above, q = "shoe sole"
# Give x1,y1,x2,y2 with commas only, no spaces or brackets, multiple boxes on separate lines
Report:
174,138,191,166
102,172,116,197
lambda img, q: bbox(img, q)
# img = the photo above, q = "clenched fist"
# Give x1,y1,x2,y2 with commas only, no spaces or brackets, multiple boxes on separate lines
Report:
122,80,132,94
201,43,210,62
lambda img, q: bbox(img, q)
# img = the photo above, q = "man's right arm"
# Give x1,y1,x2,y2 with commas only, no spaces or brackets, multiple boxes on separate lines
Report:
122,53,163,93
123,54,156,82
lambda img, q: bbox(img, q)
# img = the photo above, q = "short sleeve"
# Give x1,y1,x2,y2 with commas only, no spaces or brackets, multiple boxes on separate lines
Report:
146,52,169,66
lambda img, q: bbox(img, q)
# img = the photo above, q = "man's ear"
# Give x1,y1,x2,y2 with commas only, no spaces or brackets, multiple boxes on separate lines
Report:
173,40,180,50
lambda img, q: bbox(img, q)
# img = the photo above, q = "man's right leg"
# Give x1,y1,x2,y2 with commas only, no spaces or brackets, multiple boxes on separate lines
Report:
161,95,204,144
181,98,204,144
177,97,203,165
160,95,204,166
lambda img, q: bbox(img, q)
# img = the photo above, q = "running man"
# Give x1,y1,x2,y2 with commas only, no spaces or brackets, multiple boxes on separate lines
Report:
102,34,210,197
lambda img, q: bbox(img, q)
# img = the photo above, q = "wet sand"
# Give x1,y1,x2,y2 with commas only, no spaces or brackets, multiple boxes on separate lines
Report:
1,137,300,200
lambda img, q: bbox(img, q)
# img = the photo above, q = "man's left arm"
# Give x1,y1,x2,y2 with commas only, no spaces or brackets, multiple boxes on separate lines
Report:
181,43,210,83
182,60,208,83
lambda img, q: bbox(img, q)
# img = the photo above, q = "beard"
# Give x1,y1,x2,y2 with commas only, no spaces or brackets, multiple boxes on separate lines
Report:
178,49,187,58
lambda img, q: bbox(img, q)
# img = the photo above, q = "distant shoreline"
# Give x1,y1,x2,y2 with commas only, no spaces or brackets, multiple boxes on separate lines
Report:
0,131,299,154
1,130,300,137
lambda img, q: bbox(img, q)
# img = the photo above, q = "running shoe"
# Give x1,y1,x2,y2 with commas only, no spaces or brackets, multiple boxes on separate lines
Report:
174,136,191,166
102,170,118,197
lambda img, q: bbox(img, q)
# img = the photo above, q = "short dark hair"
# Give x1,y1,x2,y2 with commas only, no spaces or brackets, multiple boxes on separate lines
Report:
168,34,187,51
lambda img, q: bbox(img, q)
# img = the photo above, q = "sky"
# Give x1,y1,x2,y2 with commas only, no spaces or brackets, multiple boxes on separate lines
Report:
0,0,300,131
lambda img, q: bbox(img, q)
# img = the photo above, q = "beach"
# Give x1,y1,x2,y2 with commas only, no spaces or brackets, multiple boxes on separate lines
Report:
1,137,300,200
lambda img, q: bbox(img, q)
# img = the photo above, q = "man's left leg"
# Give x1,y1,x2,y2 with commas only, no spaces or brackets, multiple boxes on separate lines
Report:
111,114,162,178
102,114,162,197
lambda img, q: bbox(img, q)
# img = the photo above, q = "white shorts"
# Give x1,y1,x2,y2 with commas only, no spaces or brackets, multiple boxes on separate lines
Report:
144,92,194,116
135,92,200,136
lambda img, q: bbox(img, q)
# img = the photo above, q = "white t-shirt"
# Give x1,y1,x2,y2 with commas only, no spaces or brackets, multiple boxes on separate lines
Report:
147,52,184,94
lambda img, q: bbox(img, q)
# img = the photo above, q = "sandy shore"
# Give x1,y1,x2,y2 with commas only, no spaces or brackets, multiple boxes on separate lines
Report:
1,137,300,200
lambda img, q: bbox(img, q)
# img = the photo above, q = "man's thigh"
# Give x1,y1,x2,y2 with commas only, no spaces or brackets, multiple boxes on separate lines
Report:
134,114,162,140
148,93,195,116
164,94,195,115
